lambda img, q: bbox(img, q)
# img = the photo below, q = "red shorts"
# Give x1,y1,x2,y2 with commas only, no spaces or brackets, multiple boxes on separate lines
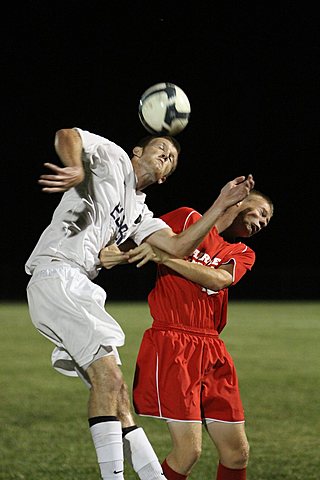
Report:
133,327,244,422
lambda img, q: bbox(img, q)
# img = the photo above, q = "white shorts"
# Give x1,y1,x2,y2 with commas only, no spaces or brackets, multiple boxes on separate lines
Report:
26,261,124,383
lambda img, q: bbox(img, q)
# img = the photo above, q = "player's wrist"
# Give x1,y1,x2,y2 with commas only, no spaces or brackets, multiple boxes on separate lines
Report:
208,198,226,216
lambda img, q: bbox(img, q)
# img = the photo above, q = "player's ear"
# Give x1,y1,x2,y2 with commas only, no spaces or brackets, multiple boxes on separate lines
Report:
133,146,142,158
158,177,167,184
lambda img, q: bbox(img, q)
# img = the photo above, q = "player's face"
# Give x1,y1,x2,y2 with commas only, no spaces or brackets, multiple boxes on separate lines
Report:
139,138,179,183
234,196,273,237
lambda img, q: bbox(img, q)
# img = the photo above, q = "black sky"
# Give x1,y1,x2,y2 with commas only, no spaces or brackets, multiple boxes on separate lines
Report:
2,2,319,301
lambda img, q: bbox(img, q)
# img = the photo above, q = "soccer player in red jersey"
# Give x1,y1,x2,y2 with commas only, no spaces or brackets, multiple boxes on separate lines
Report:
129,190,273,480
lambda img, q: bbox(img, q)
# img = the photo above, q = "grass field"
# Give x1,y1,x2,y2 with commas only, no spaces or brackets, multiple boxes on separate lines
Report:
1,301,319,480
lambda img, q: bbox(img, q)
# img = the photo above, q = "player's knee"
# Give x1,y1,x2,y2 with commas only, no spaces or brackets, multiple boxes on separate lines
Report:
87,356,123,394
176,443,202,470
218,436,249,470
235,440,249,468
189,445,202,466
225,440,249,469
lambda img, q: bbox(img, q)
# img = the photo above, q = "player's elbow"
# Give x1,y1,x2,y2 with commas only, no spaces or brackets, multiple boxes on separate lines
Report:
148,232,192,258
55,128,71,141
55,128,80,147
170,240,194,258
206,270,233,291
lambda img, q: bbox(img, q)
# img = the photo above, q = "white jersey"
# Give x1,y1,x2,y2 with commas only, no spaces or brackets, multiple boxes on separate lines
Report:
25,128,168,279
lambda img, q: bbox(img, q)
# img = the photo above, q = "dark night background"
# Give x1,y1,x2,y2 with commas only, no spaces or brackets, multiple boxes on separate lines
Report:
2,1,319,302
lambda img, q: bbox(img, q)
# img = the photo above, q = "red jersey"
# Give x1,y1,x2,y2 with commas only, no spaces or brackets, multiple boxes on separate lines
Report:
148,207,255,333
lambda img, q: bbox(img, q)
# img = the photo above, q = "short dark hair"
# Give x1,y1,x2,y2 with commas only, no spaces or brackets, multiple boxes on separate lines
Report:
136,135,181,154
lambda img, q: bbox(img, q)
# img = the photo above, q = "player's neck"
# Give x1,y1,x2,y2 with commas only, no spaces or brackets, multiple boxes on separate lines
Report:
132,159,155,191
220,229,237,243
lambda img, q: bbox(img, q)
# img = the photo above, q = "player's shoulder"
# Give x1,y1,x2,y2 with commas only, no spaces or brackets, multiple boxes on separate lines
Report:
75,128,128,163
74,128,123,149
160,206,201,221
160,207,201,231
160,207,201,233
226,238,253,251
233,241,256,260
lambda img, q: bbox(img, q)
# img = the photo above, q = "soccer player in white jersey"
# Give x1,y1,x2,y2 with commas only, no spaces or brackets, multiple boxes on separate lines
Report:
25,127,254,480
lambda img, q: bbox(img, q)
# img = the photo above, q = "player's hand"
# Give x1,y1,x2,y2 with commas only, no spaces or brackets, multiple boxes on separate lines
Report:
219,174,254,208
38,163,85,193
145,244,171,264
126,243,167,268
99,244,129,269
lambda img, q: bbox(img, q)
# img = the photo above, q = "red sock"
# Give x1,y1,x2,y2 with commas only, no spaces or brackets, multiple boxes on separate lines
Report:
216,462,246,480
162,459,188,480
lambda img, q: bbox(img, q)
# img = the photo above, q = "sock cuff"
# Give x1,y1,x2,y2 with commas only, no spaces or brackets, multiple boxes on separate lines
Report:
162,459,188,479
122,425,138,438
88,415,118,427
217,462,247,479
123,427,159,471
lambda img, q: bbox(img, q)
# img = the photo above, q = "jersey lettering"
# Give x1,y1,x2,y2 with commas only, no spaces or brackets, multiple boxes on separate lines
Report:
211,257,222,266
111,203,129,244
192,248,221,267
191,248,222,296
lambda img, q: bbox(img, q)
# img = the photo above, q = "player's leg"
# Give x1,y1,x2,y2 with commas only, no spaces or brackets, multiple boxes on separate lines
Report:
86,354,125,480
201,337,248,479
206,421,249,480
27,265,127,479
161,421,202,479
117,381,168,480
133,329,204,479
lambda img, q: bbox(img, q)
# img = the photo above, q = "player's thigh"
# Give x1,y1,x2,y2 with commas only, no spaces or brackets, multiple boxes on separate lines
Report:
206,421,248,454
167,421,202,454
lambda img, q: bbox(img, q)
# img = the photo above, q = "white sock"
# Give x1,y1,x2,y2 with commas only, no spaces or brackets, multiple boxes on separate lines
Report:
136,461,167,479
123,427,166,479
90,421,124,480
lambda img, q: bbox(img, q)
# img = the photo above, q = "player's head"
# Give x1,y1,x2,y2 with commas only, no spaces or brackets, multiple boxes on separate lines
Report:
226,190,273,239
131,135,181,190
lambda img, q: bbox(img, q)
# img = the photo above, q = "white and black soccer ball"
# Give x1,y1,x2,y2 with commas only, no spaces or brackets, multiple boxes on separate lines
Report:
138,82,191,136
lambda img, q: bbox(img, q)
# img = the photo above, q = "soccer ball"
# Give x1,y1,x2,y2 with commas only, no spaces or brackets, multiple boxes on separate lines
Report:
138,82,191,136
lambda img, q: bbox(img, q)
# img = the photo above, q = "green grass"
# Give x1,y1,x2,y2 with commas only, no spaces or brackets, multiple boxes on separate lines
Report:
1,301,319,479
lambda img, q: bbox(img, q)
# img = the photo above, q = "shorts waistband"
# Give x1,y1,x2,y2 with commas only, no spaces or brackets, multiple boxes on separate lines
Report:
152,321,219,337
31,260,87,279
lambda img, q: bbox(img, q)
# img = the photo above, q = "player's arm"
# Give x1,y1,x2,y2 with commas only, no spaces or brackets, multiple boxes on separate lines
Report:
127,175,254,264
38,128,85,193
162,257,233,290
141,244,234,290
99,241,233,290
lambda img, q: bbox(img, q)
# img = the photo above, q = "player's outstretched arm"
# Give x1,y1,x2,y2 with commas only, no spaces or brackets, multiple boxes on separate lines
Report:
125,242,233,290
131,175,254,259
38,129,85,193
